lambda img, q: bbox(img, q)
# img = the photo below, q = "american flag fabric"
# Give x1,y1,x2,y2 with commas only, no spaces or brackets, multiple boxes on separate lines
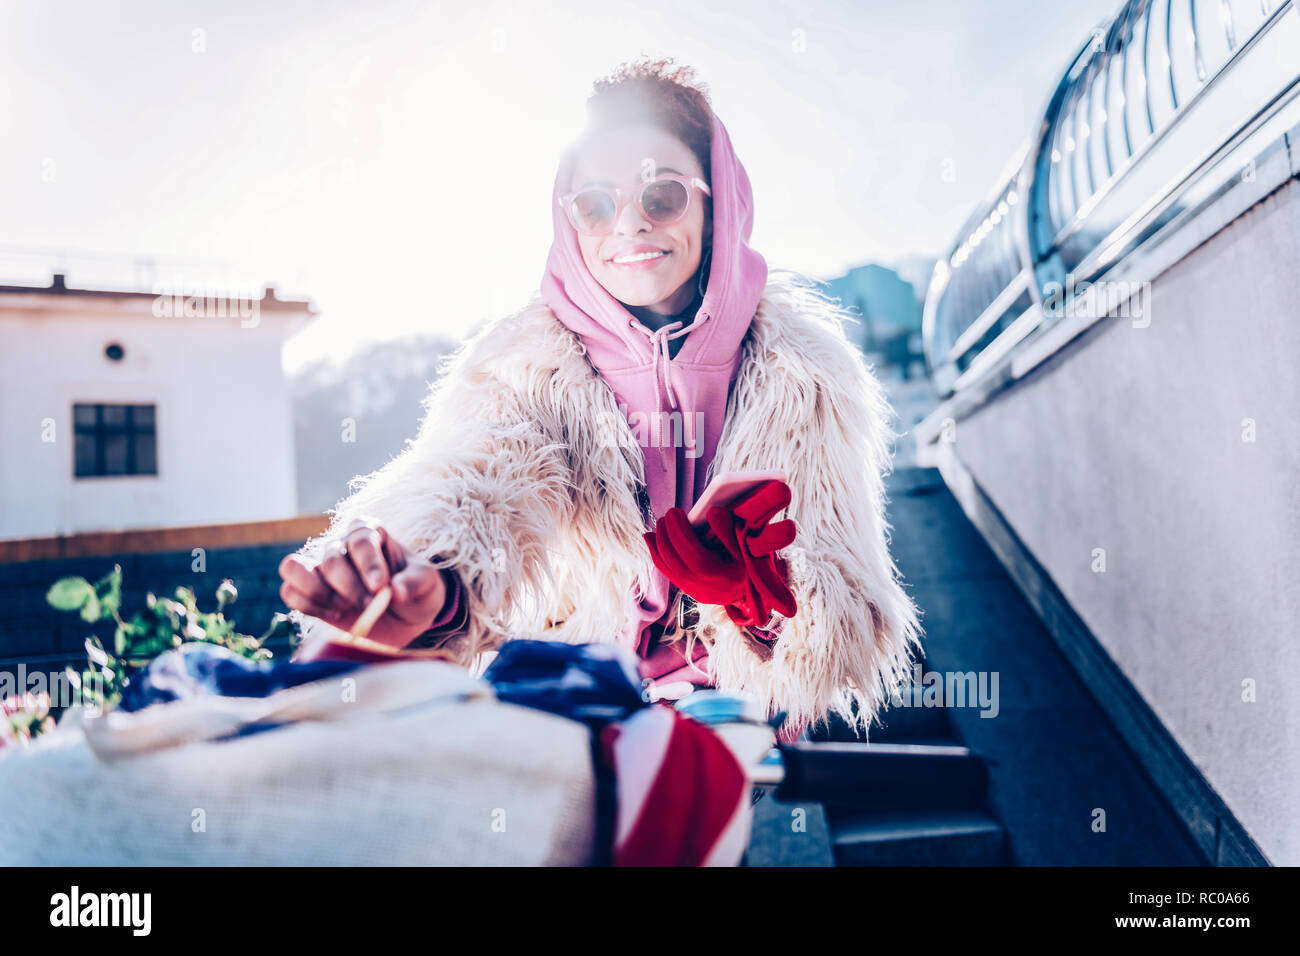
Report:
599,702,753,866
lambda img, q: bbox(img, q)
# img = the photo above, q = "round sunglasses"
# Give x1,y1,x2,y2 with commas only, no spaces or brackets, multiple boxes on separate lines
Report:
559,174,711,236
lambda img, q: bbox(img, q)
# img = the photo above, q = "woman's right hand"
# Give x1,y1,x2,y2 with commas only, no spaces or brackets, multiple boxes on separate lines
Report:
278,519,447,650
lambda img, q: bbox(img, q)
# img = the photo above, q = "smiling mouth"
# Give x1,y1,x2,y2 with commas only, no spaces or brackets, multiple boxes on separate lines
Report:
609,250,670,265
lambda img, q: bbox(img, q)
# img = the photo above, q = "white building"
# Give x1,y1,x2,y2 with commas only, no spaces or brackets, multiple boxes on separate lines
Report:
0,274,314,539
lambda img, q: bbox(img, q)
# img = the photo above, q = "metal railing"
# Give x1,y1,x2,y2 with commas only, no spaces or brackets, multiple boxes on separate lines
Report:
923,0,1300,398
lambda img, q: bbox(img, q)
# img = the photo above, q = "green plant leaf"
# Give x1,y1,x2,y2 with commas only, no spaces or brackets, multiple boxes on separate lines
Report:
200,613,234,640
94,565,123,618
63,566,286,701
79,592,102,623
154,597,183,630
47,577,94,612
174,586,197,614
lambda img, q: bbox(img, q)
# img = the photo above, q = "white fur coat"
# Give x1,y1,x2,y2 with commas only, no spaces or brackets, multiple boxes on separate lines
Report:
297,270,922,738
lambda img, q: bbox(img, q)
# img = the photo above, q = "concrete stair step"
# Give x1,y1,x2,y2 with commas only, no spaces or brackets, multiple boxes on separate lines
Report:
775,741,988,811
830,808,1010,866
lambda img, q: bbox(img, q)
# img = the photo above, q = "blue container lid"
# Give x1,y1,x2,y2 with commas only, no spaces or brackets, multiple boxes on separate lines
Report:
674,689,759,726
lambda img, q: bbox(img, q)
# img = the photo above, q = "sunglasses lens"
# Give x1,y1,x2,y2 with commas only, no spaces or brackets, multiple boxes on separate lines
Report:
641,179,690,223
569,190,616,234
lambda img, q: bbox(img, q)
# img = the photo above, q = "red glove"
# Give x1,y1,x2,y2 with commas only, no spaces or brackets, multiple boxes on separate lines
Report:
644,479,798,628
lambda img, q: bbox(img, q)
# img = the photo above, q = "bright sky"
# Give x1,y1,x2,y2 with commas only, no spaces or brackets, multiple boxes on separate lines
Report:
0,0,1119,370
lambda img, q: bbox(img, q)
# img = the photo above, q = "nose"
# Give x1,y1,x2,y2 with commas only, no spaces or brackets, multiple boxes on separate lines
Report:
613,194,651,236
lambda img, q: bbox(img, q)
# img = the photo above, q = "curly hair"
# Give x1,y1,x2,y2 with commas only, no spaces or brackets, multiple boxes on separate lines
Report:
584,56,715,185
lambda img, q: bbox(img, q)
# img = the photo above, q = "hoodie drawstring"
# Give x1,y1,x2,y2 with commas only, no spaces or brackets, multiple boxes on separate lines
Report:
632,316,701,450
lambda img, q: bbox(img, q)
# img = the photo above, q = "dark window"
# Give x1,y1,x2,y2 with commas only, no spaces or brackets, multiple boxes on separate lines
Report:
73,403,158,478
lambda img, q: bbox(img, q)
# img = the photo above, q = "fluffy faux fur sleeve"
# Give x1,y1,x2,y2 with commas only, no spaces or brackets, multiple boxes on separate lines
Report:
695,270,924,739
294,298,579,664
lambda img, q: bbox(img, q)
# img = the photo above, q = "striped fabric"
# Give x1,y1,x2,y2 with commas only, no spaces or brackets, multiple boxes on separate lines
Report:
599,703,753,867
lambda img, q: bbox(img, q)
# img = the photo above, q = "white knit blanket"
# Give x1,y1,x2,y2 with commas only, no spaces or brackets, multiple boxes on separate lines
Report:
0,661,599,866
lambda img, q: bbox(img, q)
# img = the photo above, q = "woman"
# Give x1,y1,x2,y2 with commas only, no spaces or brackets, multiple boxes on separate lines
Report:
279,58,921,742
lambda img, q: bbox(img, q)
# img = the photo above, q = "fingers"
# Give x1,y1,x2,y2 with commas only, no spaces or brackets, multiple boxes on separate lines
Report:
733,479,792,528
662,509,741,587
724,584,763,628
747,556,798,618
342,522,390,593
310,521,407,611
750,518,797,556
648,527,702,590
279,580,336,621
661,510,725,574
279,553,348,622
279,554,334,606
317,540,370,609
388,563,445,625
737,534,798,620
705,505,744,561
648,528,695,583
380,532,408,576
655,511,746,605
641,487,797,624
280,524,437,639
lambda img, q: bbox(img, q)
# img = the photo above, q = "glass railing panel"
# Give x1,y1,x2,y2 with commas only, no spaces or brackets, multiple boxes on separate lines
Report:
1049,114,1071,233
1169,0,1203,104
1223,0,1271,42
1192,0,1234,76
952,288,1034,376
923,0,1298,398
1124,6,1156,149
1054,7,1300,276
1069,86,1094,216
1145,0,1180,128
1089,59,1115,192
1105,44,1132,169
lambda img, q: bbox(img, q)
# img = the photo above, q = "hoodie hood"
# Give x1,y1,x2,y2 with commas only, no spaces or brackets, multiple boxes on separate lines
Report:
540,111,768,657
540,112,768,519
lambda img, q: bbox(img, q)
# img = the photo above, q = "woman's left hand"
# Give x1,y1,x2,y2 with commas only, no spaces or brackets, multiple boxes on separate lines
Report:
644,479,798,628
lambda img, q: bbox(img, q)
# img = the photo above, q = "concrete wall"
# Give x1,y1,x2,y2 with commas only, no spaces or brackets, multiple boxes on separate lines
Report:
949,178,1300,865
0,295,300,538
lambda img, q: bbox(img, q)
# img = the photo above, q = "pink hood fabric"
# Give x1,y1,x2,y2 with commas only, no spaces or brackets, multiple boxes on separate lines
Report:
540,112,768,659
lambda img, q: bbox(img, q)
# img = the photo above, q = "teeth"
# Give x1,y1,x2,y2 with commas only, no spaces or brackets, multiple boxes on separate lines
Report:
612,250,668,264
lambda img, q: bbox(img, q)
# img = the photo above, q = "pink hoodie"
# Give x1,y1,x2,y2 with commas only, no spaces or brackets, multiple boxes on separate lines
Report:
539,113,770,683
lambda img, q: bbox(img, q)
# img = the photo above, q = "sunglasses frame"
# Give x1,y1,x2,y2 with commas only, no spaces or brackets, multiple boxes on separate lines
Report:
558,174,711,236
